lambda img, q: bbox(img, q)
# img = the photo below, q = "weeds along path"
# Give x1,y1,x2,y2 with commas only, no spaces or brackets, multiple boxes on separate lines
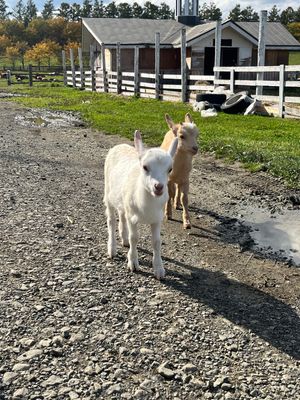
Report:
0,101,300,399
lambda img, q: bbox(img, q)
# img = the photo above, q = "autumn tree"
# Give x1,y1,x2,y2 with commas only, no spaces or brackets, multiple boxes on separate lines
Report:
0,34,11,55
25,39,60,67
5,46,20,67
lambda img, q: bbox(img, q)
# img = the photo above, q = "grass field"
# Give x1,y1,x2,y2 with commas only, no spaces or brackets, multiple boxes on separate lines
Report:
1,83,300,188
289,52,300,65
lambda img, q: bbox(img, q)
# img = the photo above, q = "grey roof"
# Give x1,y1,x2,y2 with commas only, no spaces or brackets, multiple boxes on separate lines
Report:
82,17,300,48
82,18,184,45
235,21,300,47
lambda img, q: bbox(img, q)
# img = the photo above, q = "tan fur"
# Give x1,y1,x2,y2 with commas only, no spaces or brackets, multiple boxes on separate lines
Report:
161,113,199,229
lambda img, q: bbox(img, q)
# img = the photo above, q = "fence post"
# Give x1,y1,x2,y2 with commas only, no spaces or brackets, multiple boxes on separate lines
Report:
256,10,267,96
230,69,235,92
78,47,84,89
134,46,139,96
70,48,76,88
89,45,96,91
7,70,11,85
278,64,285,118
101,44,108,92
155,32,160,100
214,20,221,86
116,42,121,94
181,28,187,103
28,64,33,87
62,50,67,86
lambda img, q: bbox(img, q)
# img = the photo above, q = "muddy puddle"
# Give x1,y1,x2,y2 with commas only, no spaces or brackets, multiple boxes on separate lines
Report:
240,207,300,266
15,109,85,128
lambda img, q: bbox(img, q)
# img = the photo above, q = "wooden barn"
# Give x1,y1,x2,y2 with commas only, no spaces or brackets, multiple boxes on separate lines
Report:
81,1,300,75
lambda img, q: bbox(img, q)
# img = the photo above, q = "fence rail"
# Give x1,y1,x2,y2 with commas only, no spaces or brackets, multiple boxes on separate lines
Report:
65,63,300,117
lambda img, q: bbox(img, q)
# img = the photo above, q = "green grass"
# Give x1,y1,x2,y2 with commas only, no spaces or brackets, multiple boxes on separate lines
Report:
289,52,300,65
1,83,300,188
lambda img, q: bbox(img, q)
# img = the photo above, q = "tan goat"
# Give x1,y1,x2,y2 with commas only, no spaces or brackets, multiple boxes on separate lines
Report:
161,113,199,229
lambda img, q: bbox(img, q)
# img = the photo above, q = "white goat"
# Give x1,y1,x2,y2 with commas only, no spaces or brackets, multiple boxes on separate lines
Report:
104,131,178,279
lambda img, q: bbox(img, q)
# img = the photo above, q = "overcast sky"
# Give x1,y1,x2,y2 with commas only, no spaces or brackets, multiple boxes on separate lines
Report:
5,0,300,20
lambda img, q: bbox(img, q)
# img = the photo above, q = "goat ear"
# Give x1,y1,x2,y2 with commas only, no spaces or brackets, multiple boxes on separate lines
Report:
168,137,178,158
165,114,177,136
134,130,144,156
185,113,193,123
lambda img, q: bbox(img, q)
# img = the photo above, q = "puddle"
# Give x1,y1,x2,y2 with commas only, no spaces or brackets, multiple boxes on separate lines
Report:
0,92,23,98
240,207,300,266
15,109,85,128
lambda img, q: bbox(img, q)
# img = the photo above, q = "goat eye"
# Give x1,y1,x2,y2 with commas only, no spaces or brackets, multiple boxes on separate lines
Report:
179,134,185,139
168,168,172,173
143,165,149,172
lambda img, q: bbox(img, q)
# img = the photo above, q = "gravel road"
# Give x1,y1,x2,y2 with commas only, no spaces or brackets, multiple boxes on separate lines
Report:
0,100,300,400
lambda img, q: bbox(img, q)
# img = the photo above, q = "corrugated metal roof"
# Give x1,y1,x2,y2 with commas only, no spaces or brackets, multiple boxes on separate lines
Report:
82,18,300,48
236,22,300,46
82,18,184,45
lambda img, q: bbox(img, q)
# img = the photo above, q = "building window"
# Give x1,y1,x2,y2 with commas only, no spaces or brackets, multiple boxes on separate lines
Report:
213,39,232,46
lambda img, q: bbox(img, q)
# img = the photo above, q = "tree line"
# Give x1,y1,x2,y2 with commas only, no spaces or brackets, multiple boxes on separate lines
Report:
0,0,299,68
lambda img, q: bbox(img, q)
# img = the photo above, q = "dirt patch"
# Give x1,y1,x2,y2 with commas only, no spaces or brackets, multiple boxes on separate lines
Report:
0,101,299,399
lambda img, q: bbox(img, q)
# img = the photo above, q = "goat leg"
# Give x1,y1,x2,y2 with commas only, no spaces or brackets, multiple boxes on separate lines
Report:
180,182,191,229
151,222,165,280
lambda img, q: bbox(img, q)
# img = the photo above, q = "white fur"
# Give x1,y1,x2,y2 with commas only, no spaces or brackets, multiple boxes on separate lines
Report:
104,131,178,279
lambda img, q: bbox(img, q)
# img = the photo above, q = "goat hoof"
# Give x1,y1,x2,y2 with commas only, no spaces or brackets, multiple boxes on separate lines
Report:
122,240,130,248
154,267,166,280
128,260,139,272
108,248,117,258
183,222,191,229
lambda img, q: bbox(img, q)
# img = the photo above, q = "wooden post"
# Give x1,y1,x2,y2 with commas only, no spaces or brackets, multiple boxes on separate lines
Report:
89,44,96,91
134,46,139,96
256,10,267,96
176,0,181,18
230,69,235,93
181,28,187,103
78,47,84,89
155,32,160,100
116,42,121,94
214,20,221,85
28,64,33,87
101,44,108,92
70,48,76,88
7,70,11,85
184,0,189,15
62,50,67,86
278,64,285,118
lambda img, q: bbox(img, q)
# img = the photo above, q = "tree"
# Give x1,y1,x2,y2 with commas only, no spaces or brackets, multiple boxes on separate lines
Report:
288,22,300,41
228,4,258,21
64,21,81,43
159,2,174,19
25,39,60,67
240,6,258,21
58,2,71,20
82,0,92,17
0,0,9,19
0,34,11,55
280,7,295,25
132,2,143,18
42,0,54,19
142,1,159,19
105,1,117,17
12,0,25,21
5,45,20,67
69,3,81,21
15,40,29,67
92,0,105,17
2,19,26,42
24,0,38,26
26,18,52,46
117,3,132,18
199,2,222,20
268,5,281,22
48,17,67,45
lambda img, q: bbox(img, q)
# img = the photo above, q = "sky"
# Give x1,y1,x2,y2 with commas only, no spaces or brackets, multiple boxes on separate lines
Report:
5,0,300,20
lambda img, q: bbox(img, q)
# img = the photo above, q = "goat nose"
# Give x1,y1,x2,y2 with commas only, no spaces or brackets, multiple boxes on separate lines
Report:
155,183,163,191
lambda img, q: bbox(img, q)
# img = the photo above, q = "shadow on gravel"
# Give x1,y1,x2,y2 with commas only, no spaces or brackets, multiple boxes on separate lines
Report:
160,255,300,360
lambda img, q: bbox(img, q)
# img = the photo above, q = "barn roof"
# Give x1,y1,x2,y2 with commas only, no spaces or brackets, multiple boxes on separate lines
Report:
82,17,300,49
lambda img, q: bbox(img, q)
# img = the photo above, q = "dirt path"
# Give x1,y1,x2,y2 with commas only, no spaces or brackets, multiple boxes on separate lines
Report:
0,101,299,399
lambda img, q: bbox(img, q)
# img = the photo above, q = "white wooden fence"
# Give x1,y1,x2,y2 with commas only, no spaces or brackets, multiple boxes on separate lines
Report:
63,49,300,118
